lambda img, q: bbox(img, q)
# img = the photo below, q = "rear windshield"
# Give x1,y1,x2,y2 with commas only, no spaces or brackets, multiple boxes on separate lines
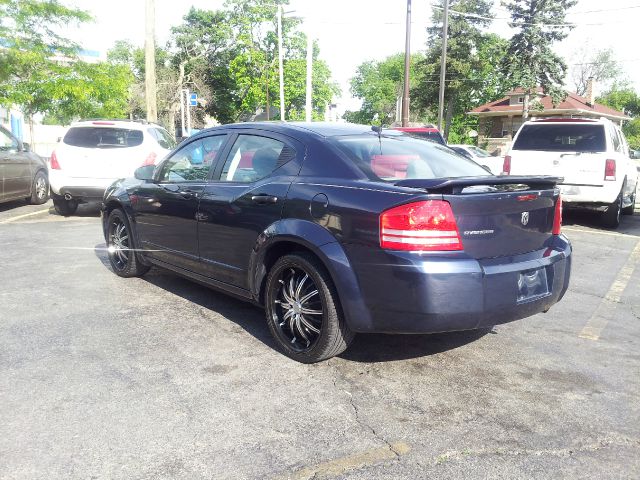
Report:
400,130,445,145
333,134,489,182
63,127,144,149
513,124,606,152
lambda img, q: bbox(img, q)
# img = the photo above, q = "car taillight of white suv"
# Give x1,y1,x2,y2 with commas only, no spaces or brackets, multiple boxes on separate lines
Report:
49,120,176,216
505,118,638,228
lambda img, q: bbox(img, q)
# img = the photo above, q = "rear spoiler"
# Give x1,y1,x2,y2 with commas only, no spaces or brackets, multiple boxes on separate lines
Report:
395,175,563,194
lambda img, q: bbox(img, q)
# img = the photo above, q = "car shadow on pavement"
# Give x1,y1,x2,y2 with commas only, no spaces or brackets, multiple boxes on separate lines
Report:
94,244,494,363
563,208,640,236
339,329,492,363
0,198,29,213
50,202,102,218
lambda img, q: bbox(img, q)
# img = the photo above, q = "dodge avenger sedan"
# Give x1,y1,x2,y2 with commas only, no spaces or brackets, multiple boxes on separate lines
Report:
101,122,572,363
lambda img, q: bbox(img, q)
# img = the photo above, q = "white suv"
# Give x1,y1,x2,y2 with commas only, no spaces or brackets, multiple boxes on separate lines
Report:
503,118,638,228
49,120,176,215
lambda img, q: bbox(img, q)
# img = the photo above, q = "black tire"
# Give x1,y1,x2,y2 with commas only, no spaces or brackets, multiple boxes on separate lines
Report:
106,209,150,278
265,252,354,363
29,170,49,205
601,188,623,229
622,189,636,216
52,196,79,216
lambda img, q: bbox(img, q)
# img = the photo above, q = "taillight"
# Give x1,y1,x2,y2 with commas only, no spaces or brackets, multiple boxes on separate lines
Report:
50,151,60,170
604,159,616,181
502,155,511,175
552,196,562,235
380,200,463,251
142,152,157,166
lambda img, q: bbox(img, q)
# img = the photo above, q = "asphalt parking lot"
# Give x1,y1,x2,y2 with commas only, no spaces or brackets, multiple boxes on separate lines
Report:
1,199,639,480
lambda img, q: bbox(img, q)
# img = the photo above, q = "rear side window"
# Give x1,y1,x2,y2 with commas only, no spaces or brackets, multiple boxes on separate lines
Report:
63,127,144,149
218,135,294,183
149,127,176,150
513,124,606,152
333,135,488,181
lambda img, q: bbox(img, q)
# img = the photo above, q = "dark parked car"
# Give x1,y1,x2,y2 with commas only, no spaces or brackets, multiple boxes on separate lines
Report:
0,126,49,205
102,123,572,363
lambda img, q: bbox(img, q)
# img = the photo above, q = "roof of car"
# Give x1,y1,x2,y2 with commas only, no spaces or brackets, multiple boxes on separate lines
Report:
196,122,405,139
70,120,164,129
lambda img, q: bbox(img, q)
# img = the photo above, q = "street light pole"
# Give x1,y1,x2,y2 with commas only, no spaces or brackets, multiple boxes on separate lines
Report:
277,6,286,121
437,0,449,134
401,0,411,127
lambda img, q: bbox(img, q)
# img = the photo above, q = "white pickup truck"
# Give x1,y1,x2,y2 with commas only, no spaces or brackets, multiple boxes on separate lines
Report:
503,118,638,228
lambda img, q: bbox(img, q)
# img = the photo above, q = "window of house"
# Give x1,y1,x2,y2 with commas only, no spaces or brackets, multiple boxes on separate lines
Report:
518,97,524,103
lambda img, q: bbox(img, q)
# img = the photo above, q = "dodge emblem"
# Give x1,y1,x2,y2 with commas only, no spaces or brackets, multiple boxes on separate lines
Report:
521,211,530,226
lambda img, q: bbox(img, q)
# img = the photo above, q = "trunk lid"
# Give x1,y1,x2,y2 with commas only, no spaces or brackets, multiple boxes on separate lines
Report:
396,176,560,259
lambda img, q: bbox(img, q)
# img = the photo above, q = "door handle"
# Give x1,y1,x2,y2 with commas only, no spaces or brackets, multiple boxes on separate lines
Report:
251,194,278,205
179,189,197,199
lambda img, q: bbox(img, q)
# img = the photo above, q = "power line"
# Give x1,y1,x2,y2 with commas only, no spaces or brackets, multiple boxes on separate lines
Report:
432,6,631,27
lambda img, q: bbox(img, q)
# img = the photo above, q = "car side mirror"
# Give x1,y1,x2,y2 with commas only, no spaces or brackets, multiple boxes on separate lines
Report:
134,165,155,181
21,142,30,152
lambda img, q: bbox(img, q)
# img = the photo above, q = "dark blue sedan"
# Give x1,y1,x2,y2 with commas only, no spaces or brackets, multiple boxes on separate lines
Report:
101,122,571,363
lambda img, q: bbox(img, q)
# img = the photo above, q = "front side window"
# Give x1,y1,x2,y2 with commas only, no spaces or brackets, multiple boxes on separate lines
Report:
218,135,293,182
333,134,488,182
513,124,606,152
0,128,18,150
63,127,144,148
159,136,226,182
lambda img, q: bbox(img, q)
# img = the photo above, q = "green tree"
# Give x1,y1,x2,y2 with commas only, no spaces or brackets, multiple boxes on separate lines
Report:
413,1,508,140
597,84,640,149
0,0,90,114
343,53,426,125
570,47,621,96
170,1,338,124
502,0,577,118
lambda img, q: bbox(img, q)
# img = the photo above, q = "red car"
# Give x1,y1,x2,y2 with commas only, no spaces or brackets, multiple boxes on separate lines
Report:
392,125,446,145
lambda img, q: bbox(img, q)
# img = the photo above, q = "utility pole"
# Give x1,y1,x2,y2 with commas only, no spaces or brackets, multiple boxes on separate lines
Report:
437,0,449,133
277,6,285,121
305,31,313,122
401,0,411,127
144,0,158,123
180,89,186,137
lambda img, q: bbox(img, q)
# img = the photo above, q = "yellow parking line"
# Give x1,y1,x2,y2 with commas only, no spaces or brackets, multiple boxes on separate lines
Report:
579,240,640,340
0,208,51,224
274,442,410,480
563,227,639,240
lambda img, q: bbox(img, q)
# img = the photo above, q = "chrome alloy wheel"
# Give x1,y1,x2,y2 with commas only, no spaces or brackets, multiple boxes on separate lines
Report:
109,218,130,270
35,177,47,200
273,267,323,351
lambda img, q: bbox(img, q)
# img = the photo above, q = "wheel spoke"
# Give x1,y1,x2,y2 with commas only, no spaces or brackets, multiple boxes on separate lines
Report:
282,285,294,305
295,273,308,299
300,307,322,315
296,316,310,343
299,290,318,304
299,315,320,334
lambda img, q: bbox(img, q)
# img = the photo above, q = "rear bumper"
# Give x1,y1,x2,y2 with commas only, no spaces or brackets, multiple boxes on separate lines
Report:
53,186,106,200
49,172,119,197
560,183,619,206
342,235,572,334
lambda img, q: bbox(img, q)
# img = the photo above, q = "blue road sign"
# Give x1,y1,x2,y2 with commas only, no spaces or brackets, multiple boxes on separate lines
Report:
189,93,198,107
